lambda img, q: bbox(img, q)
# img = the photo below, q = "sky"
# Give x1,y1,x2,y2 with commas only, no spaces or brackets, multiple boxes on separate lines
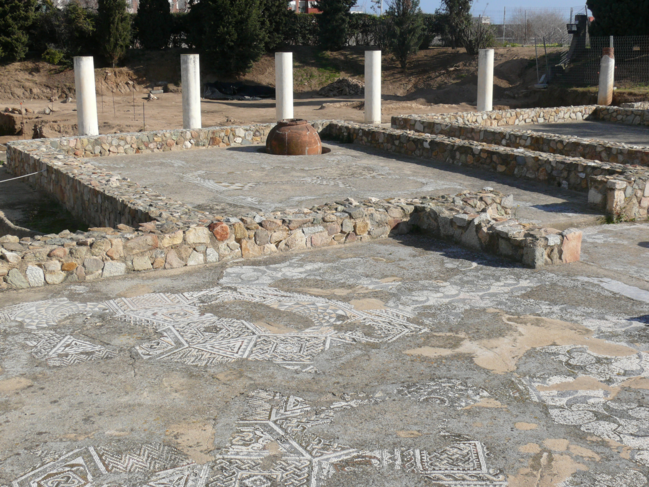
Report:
361,0,591,20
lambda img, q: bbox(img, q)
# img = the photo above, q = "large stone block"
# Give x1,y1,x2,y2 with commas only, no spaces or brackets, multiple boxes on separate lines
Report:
125,235,159,254
561,229,582,263
7,269,29,289
185,227,211,245
103,261,127,278
26,265,45,287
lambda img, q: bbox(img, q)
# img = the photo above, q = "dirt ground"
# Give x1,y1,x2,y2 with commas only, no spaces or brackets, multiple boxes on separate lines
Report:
0,46,558,142
0,94,475,144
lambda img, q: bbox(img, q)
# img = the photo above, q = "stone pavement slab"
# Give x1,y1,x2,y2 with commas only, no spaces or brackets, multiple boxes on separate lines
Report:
510,120,649,147
91,142,600,230
1,223,649,486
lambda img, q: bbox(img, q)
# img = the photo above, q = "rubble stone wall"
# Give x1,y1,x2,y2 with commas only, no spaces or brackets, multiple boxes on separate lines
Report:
392,105,649,129
325,122,649,222
0,189,582,291
12,115,639,291
391,117,649,167
6,124,277,228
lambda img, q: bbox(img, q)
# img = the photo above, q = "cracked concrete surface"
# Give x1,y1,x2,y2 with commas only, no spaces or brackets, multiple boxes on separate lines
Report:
1,220,649,486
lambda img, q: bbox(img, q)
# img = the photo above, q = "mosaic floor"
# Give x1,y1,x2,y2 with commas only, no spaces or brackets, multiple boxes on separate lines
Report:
90,143,597,228
1,228,649,486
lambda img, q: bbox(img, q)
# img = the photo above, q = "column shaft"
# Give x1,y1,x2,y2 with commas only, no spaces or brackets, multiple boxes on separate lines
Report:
477,49,494,112
74,57,99,136
365,50,381,125
276,52,294,121
181,54,201,129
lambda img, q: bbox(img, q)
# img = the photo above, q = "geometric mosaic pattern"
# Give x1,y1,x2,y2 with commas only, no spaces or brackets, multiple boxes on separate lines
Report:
1,285,424,373
26,331,117,367
209,389,507,486
101,286,425,372
9,385,507,487
11,443,207,487
0,298,106,329
523,345,649,468
396,379,492,409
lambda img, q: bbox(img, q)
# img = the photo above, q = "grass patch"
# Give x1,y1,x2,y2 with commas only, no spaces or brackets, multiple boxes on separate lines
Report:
294,50,341,88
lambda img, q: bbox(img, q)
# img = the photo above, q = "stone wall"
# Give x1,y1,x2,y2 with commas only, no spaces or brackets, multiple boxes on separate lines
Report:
386,109,649,221
6,124,277,229
594,106,649,126
392,106,598,128
391,105,649,129
0,188,581,291
324,122,649,211
7,115,622,292
391,117,649,167
621,102,649,110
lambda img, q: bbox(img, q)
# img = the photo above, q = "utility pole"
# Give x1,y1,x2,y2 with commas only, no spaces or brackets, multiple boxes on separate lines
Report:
502,7,506,45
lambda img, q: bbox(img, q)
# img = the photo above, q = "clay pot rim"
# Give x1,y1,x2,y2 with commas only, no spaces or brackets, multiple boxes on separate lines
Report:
277,119,308,127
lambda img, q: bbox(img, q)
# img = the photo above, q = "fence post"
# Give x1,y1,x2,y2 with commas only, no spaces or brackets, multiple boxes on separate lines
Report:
597,48,615,106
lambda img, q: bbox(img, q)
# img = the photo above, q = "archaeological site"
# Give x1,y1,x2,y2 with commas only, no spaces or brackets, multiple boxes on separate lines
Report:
1,11,649,486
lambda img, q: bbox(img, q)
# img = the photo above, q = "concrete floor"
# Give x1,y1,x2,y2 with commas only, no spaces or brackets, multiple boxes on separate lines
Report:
90,142,601,230
1,222,649,487
513,120,649,147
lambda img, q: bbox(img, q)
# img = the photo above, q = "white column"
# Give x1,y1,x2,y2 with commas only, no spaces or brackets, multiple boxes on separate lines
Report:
73,57,99,136
364,49,381,125
477,49,494,112
275,52,294,121
181,54,201,129
598,48,615,106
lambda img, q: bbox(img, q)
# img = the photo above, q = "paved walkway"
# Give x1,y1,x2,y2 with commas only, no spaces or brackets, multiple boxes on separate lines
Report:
1,222,648,486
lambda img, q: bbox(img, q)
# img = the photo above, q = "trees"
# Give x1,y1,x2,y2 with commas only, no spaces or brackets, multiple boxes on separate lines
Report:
434,0,493,55
0,0,38,63
64,1,96,56
30,0,95,64
135,0,173,49
435,0,472,49
458,18,494,55
97,0,132,66
187,0,266,76
259,0,292,51
587,0,649,36
315,0,356,51
508,8,569,45
419,13,441,49
386,0,424,72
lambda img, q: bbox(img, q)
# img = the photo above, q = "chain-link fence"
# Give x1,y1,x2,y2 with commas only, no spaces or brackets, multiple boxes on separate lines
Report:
552,36,649,87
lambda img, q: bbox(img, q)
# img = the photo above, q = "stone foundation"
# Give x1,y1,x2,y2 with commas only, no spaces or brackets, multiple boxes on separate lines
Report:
324,121,649,222
392,105,649,129
11,113,636,291
0,188,583,291
392,117,649,167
